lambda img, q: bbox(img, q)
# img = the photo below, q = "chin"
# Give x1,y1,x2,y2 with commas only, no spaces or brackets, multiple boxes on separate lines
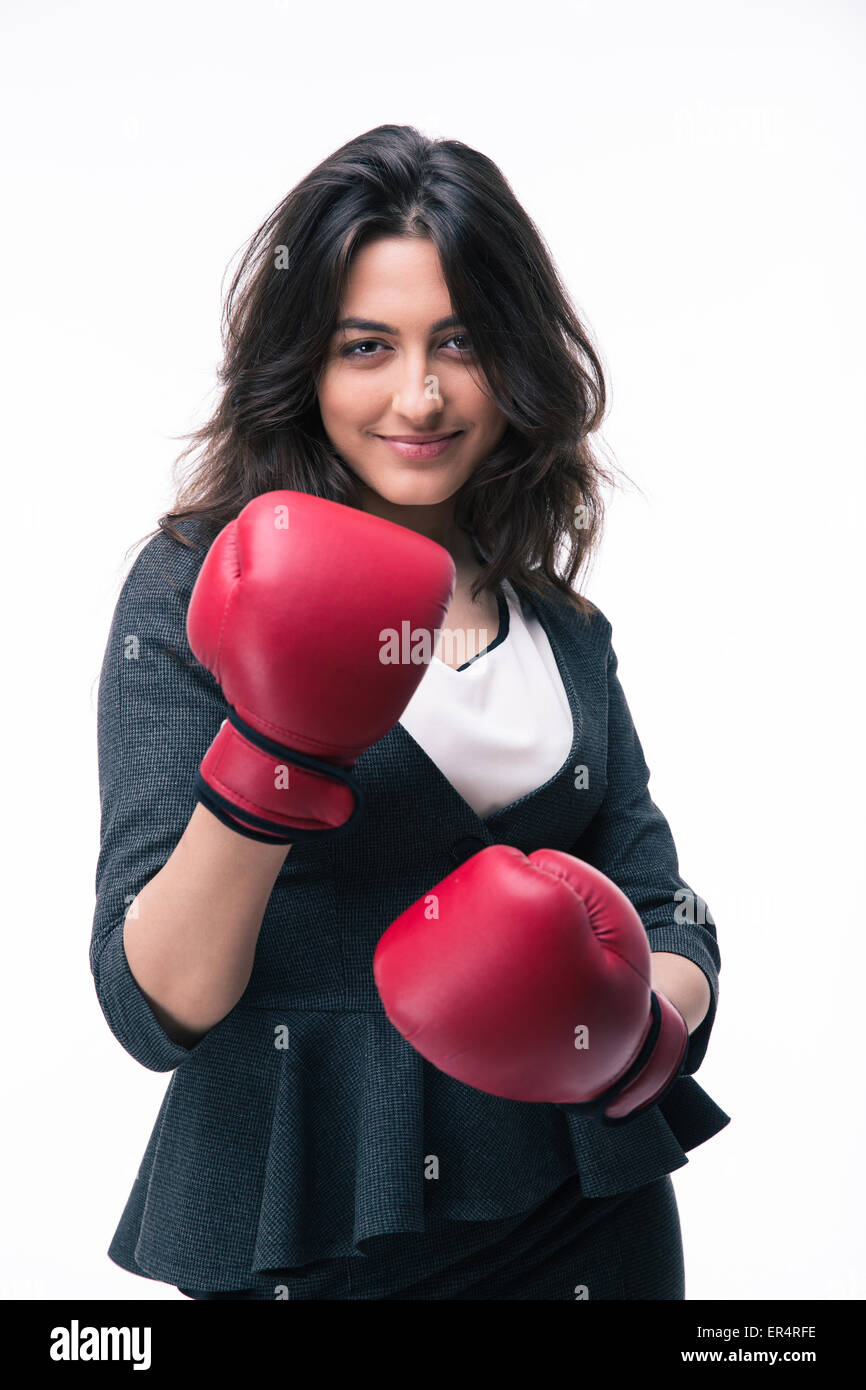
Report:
354,467,466,509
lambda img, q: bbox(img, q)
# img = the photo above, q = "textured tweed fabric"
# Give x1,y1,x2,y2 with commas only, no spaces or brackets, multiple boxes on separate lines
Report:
91,519,730,1293
178,1173,685,1300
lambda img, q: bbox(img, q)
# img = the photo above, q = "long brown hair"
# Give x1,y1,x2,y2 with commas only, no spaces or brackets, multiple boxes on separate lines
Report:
150,123,625,618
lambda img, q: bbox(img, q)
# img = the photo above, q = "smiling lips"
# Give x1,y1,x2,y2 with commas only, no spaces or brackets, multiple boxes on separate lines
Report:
375,430,462,459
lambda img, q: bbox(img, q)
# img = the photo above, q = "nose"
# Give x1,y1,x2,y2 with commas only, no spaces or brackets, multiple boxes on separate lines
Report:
391,353,446,422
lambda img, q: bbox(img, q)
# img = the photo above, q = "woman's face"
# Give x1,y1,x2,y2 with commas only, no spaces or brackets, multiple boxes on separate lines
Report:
317,235,507,510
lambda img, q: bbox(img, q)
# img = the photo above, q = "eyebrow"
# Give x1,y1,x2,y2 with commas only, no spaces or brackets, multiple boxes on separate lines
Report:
333,314,464,335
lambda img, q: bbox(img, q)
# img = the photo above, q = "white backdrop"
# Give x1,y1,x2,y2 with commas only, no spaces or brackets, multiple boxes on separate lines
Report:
1,0,863,1301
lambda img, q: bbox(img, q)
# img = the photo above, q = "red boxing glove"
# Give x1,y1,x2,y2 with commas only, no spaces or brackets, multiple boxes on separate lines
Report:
186,489,456,842
373,845,688,1124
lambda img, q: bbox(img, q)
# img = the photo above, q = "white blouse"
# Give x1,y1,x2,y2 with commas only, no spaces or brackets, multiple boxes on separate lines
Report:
397,578,574,820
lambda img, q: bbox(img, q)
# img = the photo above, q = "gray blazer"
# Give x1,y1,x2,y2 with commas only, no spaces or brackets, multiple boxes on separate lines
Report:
92,521,730,1290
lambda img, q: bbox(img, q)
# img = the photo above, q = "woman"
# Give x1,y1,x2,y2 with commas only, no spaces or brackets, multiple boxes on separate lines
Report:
91,124,730,1300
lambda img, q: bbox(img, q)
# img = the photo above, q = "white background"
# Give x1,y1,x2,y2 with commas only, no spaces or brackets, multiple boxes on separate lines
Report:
1,0,863,1301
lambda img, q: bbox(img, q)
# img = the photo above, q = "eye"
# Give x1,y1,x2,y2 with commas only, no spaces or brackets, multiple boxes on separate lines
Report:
339,333,474,360
340,339,387,359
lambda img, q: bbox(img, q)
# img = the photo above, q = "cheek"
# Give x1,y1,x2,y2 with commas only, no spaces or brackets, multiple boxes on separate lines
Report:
476,402,507,444
318,367,367,423
462,378,505,432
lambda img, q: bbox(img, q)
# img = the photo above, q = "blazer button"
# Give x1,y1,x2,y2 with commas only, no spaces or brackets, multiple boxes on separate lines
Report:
450,835,487,866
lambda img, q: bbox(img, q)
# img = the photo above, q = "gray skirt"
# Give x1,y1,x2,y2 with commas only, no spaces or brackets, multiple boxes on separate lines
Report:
178,1171,684,1301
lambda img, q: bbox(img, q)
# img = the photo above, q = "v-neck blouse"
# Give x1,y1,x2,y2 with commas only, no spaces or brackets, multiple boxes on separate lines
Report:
398,580,574,820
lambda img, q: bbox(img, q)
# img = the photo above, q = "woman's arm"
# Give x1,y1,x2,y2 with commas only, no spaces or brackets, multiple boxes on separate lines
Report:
91,528,297,1070
650,951,711,1036
569,636,721,1077
123,804,291,1048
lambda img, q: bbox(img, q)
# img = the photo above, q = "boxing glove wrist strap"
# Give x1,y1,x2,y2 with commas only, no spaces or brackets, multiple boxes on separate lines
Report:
195,706,367,844
558,992,686,1128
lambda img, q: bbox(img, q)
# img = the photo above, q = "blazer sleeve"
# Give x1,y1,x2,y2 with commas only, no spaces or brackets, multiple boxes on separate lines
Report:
572,638,721,1076
90,526,227,1072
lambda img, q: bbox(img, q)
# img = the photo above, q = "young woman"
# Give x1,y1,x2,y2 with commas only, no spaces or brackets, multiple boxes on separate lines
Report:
92,124,730,1301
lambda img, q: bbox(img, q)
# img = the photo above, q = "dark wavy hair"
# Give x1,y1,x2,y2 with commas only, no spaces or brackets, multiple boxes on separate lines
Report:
149,123,624,617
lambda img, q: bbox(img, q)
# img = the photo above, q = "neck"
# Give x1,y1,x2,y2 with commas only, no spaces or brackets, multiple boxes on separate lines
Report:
354,482,476,570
